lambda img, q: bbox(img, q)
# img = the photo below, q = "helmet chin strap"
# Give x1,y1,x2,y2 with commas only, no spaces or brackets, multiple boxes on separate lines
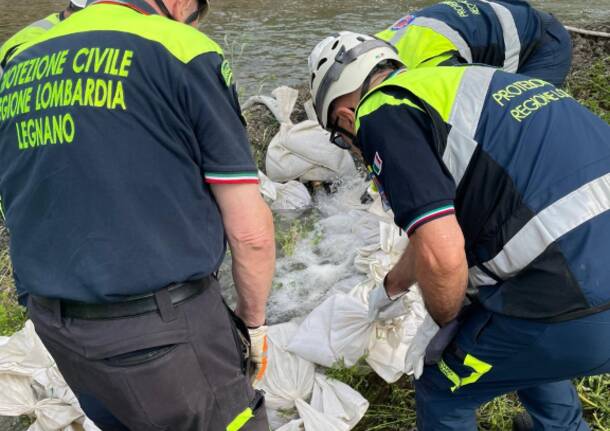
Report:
153,0,175,20
153,0,200,24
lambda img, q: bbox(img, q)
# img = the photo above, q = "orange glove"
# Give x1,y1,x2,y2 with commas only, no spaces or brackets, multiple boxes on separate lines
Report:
248,325,268,385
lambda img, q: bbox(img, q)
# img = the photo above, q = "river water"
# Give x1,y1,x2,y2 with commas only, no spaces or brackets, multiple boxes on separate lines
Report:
1,0,609,96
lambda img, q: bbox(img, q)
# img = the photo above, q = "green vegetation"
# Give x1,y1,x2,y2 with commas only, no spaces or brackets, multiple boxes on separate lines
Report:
274,211,320,257
0,226,26,336
328,360,610,430
567,57,610,123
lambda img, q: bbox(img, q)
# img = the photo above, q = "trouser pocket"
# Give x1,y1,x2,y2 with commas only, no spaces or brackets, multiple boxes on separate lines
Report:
102,341,214,431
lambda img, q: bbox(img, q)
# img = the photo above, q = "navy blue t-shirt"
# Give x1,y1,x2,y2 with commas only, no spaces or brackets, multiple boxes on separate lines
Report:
0,2,258,302
357,87,456,236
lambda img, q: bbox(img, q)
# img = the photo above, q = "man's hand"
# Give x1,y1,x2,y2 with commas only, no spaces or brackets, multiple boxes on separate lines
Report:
411,215,468,326
211,183,275,328
368,281,408,321
248,325,269,384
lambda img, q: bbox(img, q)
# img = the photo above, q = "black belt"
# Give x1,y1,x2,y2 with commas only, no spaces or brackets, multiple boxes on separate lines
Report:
33,277,212,320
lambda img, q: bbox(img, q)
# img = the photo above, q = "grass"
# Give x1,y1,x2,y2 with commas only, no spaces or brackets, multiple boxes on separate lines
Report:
328,361,610,430
566,57,610,123
273,211,320,257
0,226,26,337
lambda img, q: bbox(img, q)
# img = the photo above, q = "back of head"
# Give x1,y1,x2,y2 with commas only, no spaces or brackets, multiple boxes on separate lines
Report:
308,31,401,129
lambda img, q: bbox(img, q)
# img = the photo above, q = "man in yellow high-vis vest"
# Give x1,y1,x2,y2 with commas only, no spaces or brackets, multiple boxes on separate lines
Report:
309,32,610,431
376,0,572,87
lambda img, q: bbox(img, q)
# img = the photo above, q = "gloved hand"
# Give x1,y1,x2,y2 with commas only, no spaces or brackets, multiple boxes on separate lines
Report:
368,282,408,322
404,314,440,379
248,325,269,385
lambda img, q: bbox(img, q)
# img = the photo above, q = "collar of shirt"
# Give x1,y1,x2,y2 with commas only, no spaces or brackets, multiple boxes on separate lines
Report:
88,0,159,16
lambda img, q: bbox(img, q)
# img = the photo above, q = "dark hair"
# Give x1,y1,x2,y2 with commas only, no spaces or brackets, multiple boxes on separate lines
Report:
360,59,401,97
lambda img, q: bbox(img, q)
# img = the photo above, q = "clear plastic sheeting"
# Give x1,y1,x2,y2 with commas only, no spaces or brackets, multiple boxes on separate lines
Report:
0,321,99,431
243,86,356,183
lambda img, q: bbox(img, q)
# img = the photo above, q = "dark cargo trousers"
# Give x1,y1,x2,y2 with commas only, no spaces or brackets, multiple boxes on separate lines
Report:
28,281,269,431
415,305,610,430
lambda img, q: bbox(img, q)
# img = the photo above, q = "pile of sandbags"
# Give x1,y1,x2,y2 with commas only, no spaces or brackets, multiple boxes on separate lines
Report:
243,87,356,183
257,323,369,431
0,321,99,431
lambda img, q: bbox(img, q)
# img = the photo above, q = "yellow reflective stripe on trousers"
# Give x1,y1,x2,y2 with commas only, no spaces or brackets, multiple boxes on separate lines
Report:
226,407,254,431
438,354,493,392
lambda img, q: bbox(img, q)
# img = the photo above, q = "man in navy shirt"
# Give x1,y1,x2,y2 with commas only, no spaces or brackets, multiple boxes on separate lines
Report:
309,32,610,430
0,0,274,429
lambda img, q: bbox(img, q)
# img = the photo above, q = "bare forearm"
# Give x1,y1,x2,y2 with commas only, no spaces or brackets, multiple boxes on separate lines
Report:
211,183,276,328
410,215,468,326
229,205,275,327
385,244,417,297
415,258,468,325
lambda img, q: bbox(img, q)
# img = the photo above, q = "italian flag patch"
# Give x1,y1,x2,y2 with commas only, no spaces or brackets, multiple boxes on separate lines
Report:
204,172,259,184
373,152,383,175
406,204,455,236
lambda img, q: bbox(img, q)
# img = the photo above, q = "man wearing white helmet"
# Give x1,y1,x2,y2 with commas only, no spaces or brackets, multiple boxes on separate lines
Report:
0,0,87,72
309,33,610,430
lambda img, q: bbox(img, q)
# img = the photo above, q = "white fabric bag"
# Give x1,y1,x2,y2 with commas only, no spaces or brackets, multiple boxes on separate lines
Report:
259,171,312,211
244,86,356,182
309,374,368,429
0,321,100,431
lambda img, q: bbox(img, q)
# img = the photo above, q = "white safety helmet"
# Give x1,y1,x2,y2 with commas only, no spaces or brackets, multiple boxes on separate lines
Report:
70,0,88,9
309,31,401,129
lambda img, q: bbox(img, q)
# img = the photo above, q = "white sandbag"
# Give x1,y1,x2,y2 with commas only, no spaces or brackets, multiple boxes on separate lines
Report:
310,374,368,429
286,294,370,368
256,322,316,429
294,399,349,431
259,171,312,211
266,120,356,183
248,85,355,183
272,182,312,211
243,86,298,124
0,321,100,431
259,170,278,201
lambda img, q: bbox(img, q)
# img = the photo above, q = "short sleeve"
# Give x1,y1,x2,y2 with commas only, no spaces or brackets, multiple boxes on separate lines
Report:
357,91,456,236
183,53,258,184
